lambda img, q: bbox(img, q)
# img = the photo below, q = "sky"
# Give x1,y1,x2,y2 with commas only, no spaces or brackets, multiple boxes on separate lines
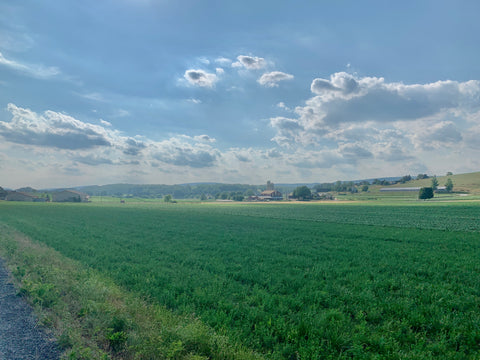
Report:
1,0,480,188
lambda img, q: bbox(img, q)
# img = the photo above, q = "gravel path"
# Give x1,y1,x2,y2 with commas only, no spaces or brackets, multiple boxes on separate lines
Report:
0,258,61,360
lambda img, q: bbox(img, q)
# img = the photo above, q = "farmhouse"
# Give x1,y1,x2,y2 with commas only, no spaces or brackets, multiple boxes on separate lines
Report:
52,190,89,202
259,189,283,201
5,191,45,202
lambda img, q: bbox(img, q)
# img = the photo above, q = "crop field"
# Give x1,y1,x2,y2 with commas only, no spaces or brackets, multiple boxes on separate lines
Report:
1,201,480,359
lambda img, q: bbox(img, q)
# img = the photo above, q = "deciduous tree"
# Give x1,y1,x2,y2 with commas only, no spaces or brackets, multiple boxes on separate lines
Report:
292,186,312,200
419,187,434,200
445,178,454,192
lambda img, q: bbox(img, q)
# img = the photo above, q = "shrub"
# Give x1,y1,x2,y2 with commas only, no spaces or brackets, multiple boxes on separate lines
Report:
419,187,434,200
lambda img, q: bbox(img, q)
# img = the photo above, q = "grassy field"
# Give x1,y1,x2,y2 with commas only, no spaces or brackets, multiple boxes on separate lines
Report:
1,201,480,359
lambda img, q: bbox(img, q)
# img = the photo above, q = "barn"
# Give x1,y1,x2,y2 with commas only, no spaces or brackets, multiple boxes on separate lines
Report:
52,190,89,202
5,191,45,202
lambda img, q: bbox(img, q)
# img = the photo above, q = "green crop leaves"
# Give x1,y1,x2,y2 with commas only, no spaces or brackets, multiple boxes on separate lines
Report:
1,201,480,359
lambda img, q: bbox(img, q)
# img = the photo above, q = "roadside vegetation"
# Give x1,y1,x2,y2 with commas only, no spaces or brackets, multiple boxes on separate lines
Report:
0,221,261,360
1,201,480,358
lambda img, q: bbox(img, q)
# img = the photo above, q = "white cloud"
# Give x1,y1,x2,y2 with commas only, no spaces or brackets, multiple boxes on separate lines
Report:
270,72,480,151
0,104,224,171
198,57,210,65
258,71,294,87
410,121,463,150
151,137,219,168
232,55,266,70
184,69,217,88
187,98,202,104
100,119,112,127
215,57,232,65
193,134,216,143
0,104,113,150
0,51,61,79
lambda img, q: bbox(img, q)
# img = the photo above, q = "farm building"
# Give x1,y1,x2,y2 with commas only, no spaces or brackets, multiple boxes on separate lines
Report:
380,187,421,192
259,189,283,201
52,190,89,202
5,191,46,202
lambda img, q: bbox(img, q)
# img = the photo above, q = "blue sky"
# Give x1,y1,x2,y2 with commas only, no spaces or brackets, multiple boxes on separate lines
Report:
1,0,480,188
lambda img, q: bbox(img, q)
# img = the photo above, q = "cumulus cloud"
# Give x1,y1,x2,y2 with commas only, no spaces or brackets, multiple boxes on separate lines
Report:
270,117,303,131
232,55,266,70
270,72,480,156
375,143,415,162
0,104,112,150
228,148,253,162
258,71,294,87
339,143,373,160
1,104,227,172
410,121,463,150
123,138,147,156
270,117,306,147
151,137,219,168
193,134,216,143
184,69,217,88
266,149,282,158
0,51,61,79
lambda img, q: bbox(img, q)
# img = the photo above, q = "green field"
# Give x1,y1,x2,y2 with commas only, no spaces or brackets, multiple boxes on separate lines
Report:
1,201,480,359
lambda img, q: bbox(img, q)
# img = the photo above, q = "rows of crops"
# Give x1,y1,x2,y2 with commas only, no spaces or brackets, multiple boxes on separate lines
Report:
1,201,480,359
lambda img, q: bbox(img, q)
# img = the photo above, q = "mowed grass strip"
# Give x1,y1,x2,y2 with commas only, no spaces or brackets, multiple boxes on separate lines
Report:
1,202,480,359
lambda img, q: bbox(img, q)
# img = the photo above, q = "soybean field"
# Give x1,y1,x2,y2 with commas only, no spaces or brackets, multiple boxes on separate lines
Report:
1,201,480,359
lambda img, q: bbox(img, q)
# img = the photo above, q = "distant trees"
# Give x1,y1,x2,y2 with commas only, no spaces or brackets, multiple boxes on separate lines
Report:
399,175,412,183
417,174,429,180
228,191,244,201
419,187,434,200
215,191,244,201
0,186,6,200
244,189,255,197
445,178,454,192
163,194,172,203
431,176,439,190
361,185,369,192
372,179,393,186
292,186,312,200
314,183,334,192
200,194,207,201
446,171,453,176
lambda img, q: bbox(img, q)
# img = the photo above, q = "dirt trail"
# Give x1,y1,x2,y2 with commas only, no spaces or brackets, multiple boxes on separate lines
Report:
0,258,60,360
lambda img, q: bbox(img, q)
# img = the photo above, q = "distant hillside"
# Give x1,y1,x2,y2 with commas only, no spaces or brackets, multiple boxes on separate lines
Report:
388,171,480,194
25,171,478,199
73,183,262,199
